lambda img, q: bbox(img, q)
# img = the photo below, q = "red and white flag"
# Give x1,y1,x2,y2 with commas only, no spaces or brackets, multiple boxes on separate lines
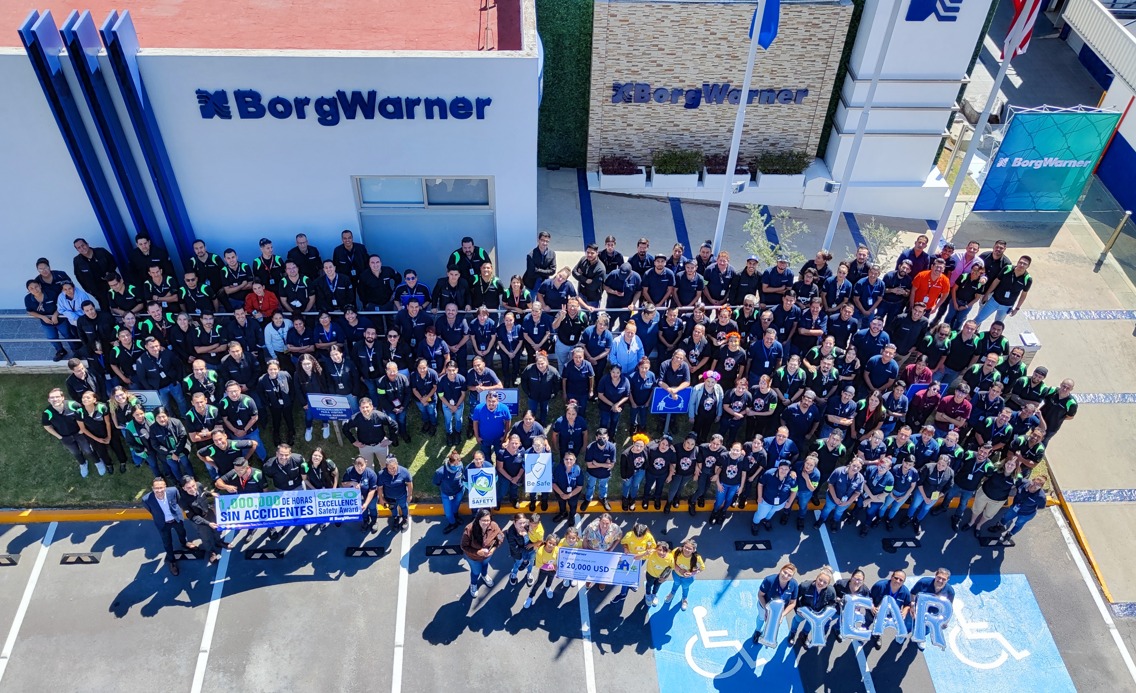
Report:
1004,0,1043,58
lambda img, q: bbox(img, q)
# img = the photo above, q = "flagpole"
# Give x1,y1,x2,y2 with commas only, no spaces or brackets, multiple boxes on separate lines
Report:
822,0,906,251
931,0,1039,250
711,0,765,255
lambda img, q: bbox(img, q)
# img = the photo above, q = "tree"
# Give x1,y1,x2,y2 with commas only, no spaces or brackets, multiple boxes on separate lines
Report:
743,206,809,270
859,217,902,265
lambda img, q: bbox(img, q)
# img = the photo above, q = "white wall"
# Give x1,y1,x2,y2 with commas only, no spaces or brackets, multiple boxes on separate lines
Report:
0,50,104,304
1100,76,1136,141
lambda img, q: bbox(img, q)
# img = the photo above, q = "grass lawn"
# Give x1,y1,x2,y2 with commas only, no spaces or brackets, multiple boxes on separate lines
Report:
0,372,1056,508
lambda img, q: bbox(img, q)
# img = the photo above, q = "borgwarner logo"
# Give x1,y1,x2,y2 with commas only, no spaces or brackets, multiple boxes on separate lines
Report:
196,89,493,126
906,0,963,22
995,156,1094,169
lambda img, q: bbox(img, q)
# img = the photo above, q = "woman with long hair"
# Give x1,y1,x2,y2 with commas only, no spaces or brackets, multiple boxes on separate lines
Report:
664,539,704,611
460,508,504,597
295,353,329,441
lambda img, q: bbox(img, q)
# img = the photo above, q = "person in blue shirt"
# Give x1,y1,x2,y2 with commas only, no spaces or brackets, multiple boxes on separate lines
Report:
866,569,914,650
994,475,1047,544
467,307,497,371
377,457,414,531
818,385,858,440
471,392,512,461
877,260,914,326
438,361,468,447
751,459,799,533
852,264,885,322
748,328,785,382
552,401,589,463
879,381,909,437
863,344,900,395
495,434,526,508
704,252,736,306
641,255,677,306
823,262,854,315
760,256,795,308
562,347,596,417
902,454,955,533
597,364,632,435
763,426,799,466
342,456,380,532
434,449,466,533
851,317,890,361
582,315,615,377
770,292,802,346
409,359,440,436
415,327,450,373
676,260,706,308
610,320,646,376
911,424,941,468
881,456,920,531
603,262,642,317
584,428,618,511
815,458,865,530
551,452,584,522
495,310,524,386
858,457,895,535
780,389,820,448
629,306,659,359
627,356,657,435
787,453,821,530
752,563,799,643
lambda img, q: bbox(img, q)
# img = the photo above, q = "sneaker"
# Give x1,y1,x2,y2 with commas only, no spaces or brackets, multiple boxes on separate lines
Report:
912,519,922,534
304,427,313,442
545,588,554,598
950,515,962,531
665,592,674,603
751,523,760,536
469,585,478,597
510,574,519,586
526,572,534,586
761,519,773,531
523,597,533,609
899,516,911,528
681,599,688,611
779,510,789,525
885,518,894,532
797,517,805,531
321,424,330,439
483,574,495,587
566,580,575,588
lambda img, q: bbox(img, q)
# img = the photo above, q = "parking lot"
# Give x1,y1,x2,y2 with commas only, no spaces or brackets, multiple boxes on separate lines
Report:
0,506,1132,693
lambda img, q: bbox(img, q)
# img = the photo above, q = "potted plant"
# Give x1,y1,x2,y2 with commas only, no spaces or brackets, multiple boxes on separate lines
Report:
751,150,812,189
598,155,647,190
651,148,703,188
702,153,749,192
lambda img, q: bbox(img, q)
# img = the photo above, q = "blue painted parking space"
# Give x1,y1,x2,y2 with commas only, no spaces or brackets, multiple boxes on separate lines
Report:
648,579,804,692
919,573,1075,693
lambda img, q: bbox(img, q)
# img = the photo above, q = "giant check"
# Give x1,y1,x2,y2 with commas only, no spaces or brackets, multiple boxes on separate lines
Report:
217,489,363,530
556,547,642,587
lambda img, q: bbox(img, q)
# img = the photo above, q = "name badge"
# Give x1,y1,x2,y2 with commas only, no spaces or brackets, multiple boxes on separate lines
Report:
967,473,975,481
369,365,375,373
159,371,166,379
277,398,285,406
764,361,770,368
931,491,941,501
841,495,848,502
866,298,873,306
235,419,244,427
331,299,338,307
392,399,401,407
773,496,781,505
1003,290,1012,300
350,269,357,277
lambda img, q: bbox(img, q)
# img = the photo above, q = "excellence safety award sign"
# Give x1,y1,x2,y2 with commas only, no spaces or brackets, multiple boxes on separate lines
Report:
217,489,362,530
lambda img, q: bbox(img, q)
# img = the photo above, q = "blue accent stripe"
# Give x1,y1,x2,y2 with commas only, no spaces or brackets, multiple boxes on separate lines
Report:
1023,309,1136,320
1111,602,1136,618
668,197,691,252
1073,393,1136,404
101,10,196,266
1064,489,1136,503
18,10,132,266
61,11,162,244
576,168,596,249
843,211,867,250
759,205,780,246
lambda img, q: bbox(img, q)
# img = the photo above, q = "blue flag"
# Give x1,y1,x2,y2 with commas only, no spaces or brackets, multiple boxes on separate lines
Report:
749,0,781,49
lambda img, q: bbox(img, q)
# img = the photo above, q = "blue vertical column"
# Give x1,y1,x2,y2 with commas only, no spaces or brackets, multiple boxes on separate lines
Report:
100,10,196,268
18,10,132,266
61,10,163,244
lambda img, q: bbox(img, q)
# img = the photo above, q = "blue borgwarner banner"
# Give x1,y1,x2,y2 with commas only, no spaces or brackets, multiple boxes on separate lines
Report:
217,489,362,530
556,547,642,587
975,107,1121,211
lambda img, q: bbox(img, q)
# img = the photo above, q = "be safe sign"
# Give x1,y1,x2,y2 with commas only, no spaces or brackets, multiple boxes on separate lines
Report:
612,82,809,109
196,89,493,126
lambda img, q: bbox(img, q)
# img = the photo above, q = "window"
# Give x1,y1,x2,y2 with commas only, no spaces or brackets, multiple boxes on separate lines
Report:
356,176,492,209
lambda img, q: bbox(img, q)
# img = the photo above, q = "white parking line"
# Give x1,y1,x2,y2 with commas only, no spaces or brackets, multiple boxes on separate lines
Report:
191,533,233,693
1051,506,1136,685
0,521,57,686
577,586,597,693
391,521,412,693
817,518,878,693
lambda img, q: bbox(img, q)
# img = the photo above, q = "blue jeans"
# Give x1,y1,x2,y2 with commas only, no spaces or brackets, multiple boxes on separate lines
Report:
622,469,645,499
469,557,490,586
714,484,740,512
164,455,195,480
441,492,463,525
416,400,438,428
566,393,589,417
158,383,189,414
235,429,265,461
36,320,69,353
879,420,898,438
906,492,937,521
1000,507,1035,535
945,486,976,518
530,399,550,426
643,475,668,502
304,407,328,427
794,489,814,518
974,298,1012,326
942,302,972,331
667,475,693,503
864,500,887,521
389,409,408,437
387,495,409,519
497,475,521,505
939,367,962,390
512,549,535,577
668,573,695,600
361,495,378,526
142,452,163,478
599,408,621,435
442,403,465,435
882,493,908,519
819,500,853,523
586,475,610,501
789,610,836,638
752,500,785,524
630,405,648,432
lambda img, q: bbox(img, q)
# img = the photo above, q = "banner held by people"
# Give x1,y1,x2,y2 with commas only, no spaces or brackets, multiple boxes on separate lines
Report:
525,452,553,493
217,488,362,530
556,546,642,587
467,467,498,509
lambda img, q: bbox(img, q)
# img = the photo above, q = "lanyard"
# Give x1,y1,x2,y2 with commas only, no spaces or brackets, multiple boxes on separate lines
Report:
327,275,338,293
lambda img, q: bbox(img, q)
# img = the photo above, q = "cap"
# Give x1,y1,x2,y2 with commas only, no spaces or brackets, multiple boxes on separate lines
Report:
654,253,668,260
621,262,632,272
747,255,759,263
776,254,790,263
778,459,792,467
843,385,857,394
233,459,249,468
1034,366,1049,376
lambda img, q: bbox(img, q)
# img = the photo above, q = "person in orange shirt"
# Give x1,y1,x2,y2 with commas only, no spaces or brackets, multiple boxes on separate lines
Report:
909,258,951,312
244,280,280,322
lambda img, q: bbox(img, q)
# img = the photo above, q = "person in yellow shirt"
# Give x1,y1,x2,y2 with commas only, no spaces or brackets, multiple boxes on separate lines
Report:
613,522,655,603
643,541,673,607
559,527,583,588
665,539,705,611
523,533,560,609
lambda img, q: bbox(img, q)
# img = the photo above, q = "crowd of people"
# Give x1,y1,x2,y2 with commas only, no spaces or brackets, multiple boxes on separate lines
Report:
32,228,1077,577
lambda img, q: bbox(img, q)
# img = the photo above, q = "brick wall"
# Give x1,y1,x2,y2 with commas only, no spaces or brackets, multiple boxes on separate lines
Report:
586,0,852,169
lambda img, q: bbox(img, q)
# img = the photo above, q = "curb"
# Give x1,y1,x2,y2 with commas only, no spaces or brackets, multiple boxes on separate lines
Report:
1050,472,1116,604
0,495,1056,525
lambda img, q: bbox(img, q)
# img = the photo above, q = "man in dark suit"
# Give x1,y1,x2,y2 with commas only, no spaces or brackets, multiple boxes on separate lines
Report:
142,476,190,575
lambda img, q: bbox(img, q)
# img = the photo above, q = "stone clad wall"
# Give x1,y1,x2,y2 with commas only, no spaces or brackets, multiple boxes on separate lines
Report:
586,0,852,169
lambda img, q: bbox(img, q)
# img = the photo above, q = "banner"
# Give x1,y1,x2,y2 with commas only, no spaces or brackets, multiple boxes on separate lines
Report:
306,394,357,421
556,547,643,587
495,388,520,417
650,387,691,415
467,467,498,509
132,390,163,412
975,107,1121,212
216,488,362,530
525,452,553,493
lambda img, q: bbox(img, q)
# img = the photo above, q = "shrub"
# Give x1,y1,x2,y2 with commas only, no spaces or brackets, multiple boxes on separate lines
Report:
652,148,705,175
599,156,642,175
703,153,749,175
752,150,812,175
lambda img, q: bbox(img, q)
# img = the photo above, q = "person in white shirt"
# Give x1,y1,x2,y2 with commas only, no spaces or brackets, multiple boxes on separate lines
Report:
56,280,99,327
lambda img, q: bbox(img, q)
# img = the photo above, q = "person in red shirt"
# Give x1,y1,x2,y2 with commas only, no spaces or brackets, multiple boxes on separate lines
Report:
906,381,942,428
933,383,973,435
910,258,951,312
244,280,280,322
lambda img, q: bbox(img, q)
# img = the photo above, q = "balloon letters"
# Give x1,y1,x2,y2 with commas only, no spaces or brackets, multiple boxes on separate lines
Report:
758,599,786,647
911,595,953,650
871,595,909,642
797,606,837,648
839,595,873,642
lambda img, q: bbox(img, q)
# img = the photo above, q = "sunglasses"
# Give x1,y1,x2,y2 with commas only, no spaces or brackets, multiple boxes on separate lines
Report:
387,334,399,338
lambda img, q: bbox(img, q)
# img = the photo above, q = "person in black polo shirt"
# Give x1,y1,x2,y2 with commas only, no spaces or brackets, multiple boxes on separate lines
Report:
43,388,99,477
976,254,1032,326
280,261,316,314
333,230,370,282
72,237,119,306
196,429,257,479
257,360,296,448
286,233,322,281
315,259,355,313
215,458,269,498
433,271,472,315
358,254,399,313
128,234,175,285
572,243,607,310
344,396,400,466
521,351,561,425
263,443,305,537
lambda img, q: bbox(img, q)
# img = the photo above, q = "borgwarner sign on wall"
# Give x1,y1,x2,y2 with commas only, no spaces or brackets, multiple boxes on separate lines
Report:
612,82,809,109
195,89,494,126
